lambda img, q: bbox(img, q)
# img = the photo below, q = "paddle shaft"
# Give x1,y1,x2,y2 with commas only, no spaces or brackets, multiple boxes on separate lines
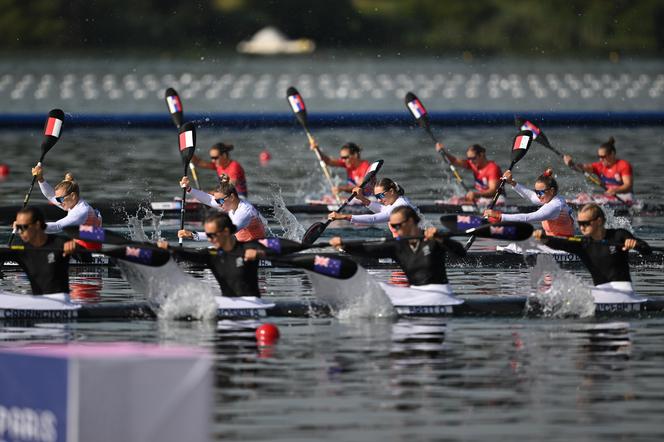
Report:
179,162,189,246
304,130,341,204
543,234,663,253
422,126,472,193
8,157,46,246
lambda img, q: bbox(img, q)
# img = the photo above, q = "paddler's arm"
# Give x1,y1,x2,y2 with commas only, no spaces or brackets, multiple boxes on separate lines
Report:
435,142,467,168
619,230,652,255
190,154,216,170
425,227,467,257
309,141,341,167
606,174,633,195
563,155,593,173
532,230,583,254
329,236,396,258
180,176,219,208
157,241,211,264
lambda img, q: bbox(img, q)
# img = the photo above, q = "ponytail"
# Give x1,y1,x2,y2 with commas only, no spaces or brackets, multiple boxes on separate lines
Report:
536,168,558,194
54,173,79,196
600,136,616,154
378,178,405,196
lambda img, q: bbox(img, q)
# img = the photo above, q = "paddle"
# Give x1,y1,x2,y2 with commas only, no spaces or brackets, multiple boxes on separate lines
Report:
538,232,663,253
8,109,65,246
404,92,472,195
178,122,196,246
514,117,628,204
301,159,384,244
286,86,341,204
165,88,200,188
464,130,534,250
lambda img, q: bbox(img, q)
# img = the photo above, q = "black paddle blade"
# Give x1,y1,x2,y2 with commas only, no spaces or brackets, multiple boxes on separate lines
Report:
178,122,196,165
469,222,534,241
258,237,311,255
286,253,358,279
41,109,65,155
302,222,328,245
359,159,384,188
105,245,171,267
510,130,534,165
63,226,129,245
404,92,430,127
286,86,308,126
440,214,485,231
165,87,184,128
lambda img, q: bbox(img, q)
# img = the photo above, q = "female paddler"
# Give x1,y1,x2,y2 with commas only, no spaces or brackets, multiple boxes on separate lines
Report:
484,169,575,236
533,203,652,305
31,165,102,233
177,177,266,242
310,141,371,197
329,206,466,305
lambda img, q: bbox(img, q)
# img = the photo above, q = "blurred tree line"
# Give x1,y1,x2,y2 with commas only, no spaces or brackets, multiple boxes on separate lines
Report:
0,0,662,55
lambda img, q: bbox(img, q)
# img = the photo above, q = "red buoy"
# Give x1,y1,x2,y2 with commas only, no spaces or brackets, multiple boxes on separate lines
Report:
256,323,280,345
0,164,9,178
259,150,271,166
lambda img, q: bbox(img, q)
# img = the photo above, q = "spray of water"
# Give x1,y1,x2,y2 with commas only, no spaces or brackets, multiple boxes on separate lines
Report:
269,184,306,240
527,255,595,318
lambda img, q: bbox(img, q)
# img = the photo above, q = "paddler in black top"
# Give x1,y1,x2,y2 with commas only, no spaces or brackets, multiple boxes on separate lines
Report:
160,212,266,297
533,203,651,286
0,207,77,295
329,206,466,285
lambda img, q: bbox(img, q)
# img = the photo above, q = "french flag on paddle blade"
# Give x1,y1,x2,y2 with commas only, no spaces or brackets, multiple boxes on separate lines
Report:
407,99,427,119
179,130,194,151
520,121,541,138
513,135,530,150
313,255,342,277
124,246,153,264
166,95,182,114
44,117,63,138
258,238,281,253
457,215,482,230
79,225,105,242
288,94,305,113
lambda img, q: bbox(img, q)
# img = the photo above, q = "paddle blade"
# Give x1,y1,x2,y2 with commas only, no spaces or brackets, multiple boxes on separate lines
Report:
510,130,534,165
286,86,308,126
358,159,384,188
258,237,311,255
178,122,196,165
105,245,171,267
164,87,184,128
41,109,65,155
286,254,358,279
515,117,552,148
468,222,534,241
404,91,430,128
302,222,327,245
440,214,484,231
63,226,130,245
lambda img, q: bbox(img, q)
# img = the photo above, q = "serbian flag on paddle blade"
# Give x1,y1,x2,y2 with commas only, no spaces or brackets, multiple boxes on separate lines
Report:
78,225,105,242
313,255,342,277
513,135,530,151
44,117,63,138
179,130,194,152
407,99,427,119
124,246,153,264
520,121,541,138
288,94,305,113
166,95,182,114
258,238,281,253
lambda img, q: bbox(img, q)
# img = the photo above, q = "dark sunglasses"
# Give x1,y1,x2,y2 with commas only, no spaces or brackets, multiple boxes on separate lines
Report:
205,231,221,238
534,188,551,197
210,156,219,160
215,196,227,205
374,192,386,200
389,220,408,230
340,155,350,160
55,192,72,204
15,223,32,233
577,217,598,227
598,154,608,159
467,156,478,162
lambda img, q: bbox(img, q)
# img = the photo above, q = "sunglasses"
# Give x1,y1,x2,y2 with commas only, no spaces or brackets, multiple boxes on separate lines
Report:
15,223,32,233
389,220,408,230
598,155,608,159
210,156,219,160
534,188,550,197
467,156,478,162
55,192,72,204
205,231,221,239
340,155,350,160
215,196,227,205
374,192,386,200
577,217,598,228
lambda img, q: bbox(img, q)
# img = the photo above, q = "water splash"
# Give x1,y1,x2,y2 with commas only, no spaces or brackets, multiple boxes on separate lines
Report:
126,209,164,242
603,206,633,232
306,265,395,318
269,184,306,240
526,255,595,318
117,259,217,320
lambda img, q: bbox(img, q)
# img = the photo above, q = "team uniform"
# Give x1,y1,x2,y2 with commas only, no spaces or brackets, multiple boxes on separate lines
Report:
0,236,70,295
349,196,418,237
172,241,264,297
187,187,266,242
39,180,102,233
212,160,248,198
464,159,504,204
501,184,575,237
591,159,633,202
329,158,371,194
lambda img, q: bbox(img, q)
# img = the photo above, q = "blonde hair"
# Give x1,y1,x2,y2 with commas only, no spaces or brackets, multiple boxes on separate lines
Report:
579,203,605,222
54,172,79,196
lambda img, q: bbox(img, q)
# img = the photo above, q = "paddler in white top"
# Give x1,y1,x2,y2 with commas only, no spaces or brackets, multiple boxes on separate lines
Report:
178,177,266,242
327,178,418,237
31,165,102,234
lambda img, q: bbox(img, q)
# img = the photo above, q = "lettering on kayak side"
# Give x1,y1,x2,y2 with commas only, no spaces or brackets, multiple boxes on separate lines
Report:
0,309,78,319
0,405,58,442
595,303,642,313
552,253,580,263
395,305,453,315
217,308,267,318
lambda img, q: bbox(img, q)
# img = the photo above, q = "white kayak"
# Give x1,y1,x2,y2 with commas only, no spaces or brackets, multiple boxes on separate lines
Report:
215,296,275,318
593,282,647,312
0,291,81,319
379,283,464,315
